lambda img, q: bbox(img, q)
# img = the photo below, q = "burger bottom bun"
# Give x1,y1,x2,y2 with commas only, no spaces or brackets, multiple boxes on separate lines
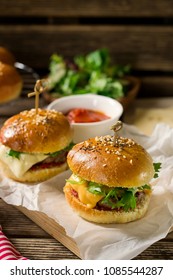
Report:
64,184,151,224
0,161,68,183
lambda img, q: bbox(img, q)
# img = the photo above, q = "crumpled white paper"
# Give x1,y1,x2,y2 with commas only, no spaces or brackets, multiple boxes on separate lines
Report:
0,123,173,260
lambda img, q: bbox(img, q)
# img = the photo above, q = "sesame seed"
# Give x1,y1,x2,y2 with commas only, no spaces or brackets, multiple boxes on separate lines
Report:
81,135,136,155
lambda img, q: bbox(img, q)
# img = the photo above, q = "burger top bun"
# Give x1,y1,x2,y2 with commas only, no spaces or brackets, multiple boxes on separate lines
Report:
67,135,155,188
0,47,16,65
0,108,73,154
0,62,23,104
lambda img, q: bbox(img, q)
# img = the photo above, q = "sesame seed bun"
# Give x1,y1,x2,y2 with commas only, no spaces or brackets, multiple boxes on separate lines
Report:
0,108,73,154
0,62,23,104
64,135,155,223
67,136,154,188
0,47,15,65
0,108,73,182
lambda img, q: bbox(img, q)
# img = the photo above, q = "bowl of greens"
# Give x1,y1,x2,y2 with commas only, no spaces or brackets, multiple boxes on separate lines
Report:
43,48,141,110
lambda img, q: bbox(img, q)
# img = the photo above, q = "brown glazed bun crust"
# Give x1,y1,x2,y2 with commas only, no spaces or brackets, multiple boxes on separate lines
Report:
0,108,73,154
0,62,23,104
64,183,151,223
67,135,155,188
0,47,15,65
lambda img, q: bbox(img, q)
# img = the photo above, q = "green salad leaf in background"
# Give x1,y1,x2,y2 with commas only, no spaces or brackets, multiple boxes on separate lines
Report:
47,48,131,100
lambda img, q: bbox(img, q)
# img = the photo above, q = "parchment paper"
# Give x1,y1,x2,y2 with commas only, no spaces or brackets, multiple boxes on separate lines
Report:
0,123,173,260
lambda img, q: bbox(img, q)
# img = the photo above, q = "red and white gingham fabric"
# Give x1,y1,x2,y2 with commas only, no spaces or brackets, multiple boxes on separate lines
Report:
0,226,27,260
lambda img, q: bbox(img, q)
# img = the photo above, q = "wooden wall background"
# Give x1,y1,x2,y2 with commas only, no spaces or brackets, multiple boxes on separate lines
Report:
1,0,173,98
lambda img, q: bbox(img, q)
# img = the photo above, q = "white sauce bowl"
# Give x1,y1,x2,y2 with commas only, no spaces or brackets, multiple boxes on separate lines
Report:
47,94,123,143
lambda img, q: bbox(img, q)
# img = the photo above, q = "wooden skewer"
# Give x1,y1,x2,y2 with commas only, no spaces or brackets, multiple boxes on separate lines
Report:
110,121,123,145
28,79,48,114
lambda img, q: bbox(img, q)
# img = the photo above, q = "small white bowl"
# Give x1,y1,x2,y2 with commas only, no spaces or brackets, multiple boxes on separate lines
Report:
47,94,123,143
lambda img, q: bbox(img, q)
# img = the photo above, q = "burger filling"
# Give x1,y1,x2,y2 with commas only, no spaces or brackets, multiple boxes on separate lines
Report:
66,164,161,211
66,174,151,211
30,147,70,171
0,142,73,178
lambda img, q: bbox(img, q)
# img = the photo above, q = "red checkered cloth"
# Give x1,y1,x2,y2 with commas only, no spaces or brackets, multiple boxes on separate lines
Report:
0,226,28,260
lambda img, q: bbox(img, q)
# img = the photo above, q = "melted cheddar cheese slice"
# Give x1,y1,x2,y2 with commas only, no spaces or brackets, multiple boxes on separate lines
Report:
67,174,104,209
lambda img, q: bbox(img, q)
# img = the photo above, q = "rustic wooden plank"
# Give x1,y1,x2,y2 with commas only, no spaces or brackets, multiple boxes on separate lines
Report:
16,206,81,258
1,25,173,71
9,237,173,260
140,76,173,98
8,237,173,260
1,0,173,17
0,199,49,237
16,204,173,260
0,199,78,259
167,231,173,239
9,238,78,259
0,96,46,118
0,117,7,128
124,97,173,110
1,197,173,259
135,239,173,260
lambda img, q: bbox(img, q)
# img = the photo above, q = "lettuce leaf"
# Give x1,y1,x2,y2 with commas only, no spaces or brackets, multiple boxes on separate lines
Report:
153,162,161,178
66,175,153,212
67,161,161,212
47,142,74,157
88,182,145,212
7,149,21,159
7,142,74,160
47,48,131,99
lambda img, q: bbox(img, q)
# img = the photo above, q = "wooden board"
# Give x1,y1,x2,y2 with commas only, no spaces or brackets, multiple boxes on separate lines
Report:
15,204,173,260
1,199,173,260
1,25,173,71
1,0,173,17
16,206,81,259
1,1,173,98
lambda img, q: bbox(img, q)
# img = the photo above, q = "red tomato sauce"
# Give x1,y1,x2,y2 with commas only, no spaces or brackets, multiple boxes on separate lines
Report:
66,108,110,123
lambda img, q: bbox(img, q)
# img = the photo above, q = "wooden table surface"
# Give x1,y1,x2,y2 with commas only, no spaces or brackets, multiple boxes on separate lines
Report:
0,78,173,259
1,198,173,260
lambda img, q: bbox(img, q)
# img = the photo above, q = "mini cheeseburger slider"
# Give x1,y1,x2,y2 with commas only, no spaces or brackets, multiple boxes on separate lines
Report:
0,62,23,104
64,132,157,223
0,108,73,183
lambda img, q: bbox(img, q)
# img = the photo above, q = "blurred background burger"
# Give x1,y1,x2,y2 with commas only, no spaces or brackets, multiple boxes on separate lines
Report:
0,47,23,104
